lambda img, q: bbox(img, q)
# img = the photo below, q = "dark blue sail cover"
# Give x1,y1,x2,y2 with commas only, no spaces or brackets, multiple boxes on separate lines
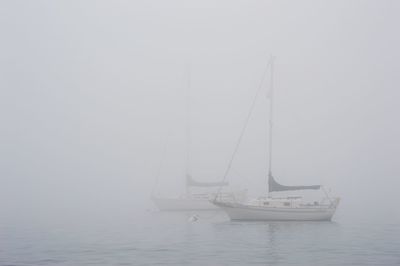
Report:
268,172,320,192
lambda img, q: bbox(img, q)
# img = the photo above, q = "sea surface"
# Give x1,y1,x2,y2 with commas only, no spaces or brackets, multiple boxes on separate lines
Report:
1,210,399,266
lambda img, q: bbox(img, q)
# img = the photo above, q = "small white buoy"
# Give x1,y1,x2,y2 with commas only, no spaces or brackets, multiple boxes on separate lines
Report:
188,214,199,222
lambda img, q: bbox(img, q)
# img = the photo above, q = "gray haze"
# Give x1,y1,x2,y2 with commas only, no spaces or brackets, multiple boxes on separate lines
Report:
1,0,400,223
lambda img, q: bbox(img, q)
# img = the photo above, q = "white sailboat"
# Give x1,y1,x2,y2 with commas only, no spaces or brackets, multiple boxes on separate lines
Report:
151,66,247,211
212,57,340,221
152,175,246,211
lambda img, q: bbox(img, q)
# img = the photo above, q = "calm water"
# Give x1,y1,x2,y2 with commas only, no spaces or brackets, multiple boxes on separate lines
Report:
1,210,399,266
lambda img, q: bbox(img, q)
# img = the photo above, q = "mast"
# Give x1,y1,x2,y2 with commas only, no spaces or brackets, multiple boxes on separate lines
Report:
268,57,275,178
185,64,191,194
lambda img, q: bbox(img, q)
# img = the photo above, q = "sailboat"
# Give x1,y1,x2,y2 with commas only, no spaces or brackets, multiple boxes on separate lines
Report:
152,175,246,211
151,66,247,211
212,57,340,221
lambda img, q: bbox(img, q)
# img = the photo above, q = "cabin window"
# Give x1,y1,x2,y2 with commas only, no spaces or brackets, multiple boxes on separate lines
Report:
263,202,269,205
283,202,290,206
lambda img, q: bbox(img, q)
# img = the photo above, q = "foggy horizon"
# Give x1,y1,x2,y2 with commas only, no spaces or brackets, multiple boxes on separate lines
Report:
1,1,399,265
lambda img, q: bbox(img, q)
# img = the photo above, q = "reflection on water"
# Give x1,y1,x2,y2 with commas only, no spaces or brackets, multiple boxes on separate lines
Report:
1,211,399,265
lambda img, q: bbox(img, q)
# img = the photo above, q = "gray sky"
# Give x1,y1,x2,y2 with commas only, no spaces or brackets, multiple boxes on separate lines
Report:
1,0,399,222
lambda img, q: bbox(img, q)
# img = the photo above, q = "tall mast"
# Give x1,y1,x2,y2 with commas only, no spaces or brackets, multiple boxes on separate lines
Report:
185,64,191,193
268,57,275,178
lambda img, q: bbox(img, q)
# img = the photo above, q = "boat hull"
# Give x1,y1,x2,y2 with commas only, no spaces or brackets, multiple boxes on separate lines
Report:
213,201,336,221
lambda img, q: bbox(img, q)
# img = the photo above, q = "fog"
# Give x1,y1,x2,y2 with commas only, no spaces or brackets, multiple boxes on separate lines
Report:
1,0,400,223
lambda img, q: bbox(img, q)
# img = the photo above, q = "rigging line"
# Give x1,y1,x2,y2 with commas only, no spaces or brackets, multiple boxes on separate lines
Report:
214,58,273,200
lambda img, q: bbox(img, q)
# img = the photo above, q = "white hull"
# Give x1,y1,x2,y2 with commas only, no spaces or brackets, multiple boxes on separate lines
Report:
152,197,219,211
213,201,337,221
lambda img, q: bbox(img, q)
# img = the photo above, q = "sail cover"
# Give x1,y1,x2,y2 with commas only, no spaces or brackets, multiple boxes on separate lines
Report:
268,172,320,192
186,175,229,187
